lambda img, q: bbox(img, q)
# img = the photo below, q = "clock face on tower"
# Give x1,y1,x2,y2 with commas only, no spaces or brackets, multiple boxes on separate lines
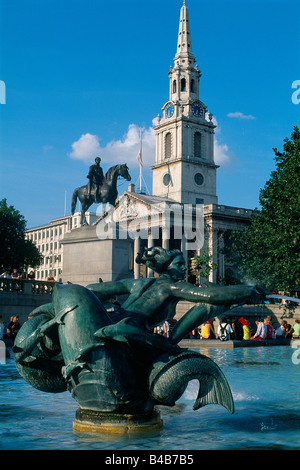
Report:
192,102,204,118
165,103,174,118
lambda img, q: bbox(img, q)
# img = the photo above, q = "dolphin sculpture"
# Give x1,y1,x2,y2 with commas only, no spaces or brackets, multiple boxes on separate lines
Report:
14,283,235,416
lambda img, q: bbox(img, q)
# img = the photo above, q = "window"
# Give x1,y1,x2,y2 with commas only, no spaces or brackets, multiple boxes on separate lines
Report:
165,132,172,159
181,78,186,92
190,79,194,93
194,132,201,158
194,173,204,186
163,173,171,186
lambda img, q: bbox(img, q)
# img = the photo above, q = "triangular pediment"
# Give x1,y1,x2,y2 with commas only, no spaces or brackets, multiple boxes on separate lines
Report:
92,190,182,226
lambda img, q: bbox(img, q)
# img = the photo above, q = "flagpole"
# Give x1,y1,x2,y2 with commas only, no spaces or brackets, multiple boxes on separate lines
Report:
64,190,67,216
138,129,143,192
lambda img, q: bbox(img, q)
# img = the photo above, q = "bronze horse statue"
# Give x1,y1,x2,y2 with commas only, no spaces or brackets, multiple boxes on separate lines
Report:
71,163,131,225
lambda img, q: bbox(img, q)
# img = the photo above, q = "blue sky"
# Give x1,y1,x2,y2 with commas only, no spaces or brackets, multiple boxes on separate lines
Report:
0,0,299,228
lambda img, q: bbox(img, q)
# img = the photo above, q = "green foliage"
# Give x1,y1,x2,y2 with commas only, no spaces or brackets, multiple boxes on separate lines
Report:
193,250,218,285
0,199,42,272
226,127,300,292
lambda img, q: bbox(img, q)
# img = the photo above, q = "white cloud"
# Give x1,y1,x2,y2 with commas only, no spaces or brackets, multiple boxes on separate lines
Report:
227,111,256,120
69,133,101,162
214,140,232,166
69,124,156,168
69,116,234,170
42,145,54,152
206,113,232,166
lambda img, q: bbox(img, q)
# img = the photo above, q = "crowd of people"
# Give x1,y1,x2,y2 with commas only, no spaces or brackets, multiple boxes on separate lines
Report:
0,315,21,344
0,269,36,280
0,269,56,282
186,315,300,342
154,321,170,338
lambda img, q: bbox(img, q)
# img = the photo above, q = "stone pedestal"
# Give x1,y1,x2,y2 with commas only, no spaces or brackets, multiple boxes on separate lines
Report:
61,225,133,285
73,409,163,434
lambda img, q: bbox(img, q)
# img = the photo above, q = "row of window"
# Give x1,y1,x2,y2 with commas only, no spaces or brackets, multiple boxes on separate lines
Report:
37,242,62,252
172,78,195,93
28,227,64,241
41,255,62,265
35,269,62,280
164,131,202,159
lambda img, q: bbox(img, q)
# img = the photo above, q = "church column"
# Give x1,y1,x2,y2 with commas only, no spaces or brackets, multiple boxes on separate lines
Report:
133,237,141,279
147,230,154,277
162,226,170,250
208,227,218,284
181,234,188,282
218,231,225,283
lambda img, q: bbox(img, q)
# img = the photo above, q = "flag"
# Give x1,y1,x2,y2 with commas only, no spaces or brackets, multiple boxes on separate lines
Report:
136,130,143,168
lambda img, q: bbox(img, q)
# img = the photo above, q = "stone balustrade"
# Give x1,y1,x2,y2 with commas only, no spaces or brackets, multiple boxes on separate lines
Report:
0,278,56,295
0,279,58,324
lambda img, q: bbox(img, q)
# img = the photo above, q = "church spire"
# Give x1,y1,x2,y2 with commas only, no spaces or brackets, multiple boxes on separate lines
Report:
175,1,195,65
168,1,200,104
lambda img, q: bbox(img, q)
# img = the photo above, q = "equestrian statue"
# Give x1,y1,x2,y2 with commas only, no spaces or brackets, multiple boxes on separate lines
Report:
71,158,131,225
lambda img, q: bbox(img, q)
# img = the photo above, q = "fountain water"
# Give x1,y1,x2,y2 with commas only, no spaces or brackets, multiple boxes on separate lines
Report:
1,345,299,450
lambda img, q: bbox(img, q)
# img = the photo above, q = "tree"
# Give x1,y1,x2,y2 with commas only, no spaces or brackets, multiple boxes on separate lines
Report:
225,126,300,292
192,250,218,285
0,199,42,272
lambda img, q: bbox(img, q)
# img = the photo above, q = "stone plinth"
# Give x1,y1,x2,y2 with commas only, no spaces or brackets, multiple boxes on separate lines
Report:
61,225,133,286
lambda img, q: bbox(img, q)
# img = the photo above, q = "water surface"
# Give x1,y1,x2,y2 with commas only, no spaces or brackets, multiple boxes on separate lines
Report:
0,345,299,450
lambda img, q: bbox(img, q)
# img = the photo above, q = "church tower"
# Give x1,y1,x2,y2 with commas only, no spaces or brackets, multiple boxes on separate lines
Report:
152,1,218,205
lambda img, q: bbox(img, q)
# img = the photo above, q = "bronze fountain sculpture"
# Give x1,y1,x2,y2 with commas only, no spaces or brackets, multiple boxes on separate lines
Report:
13,246,264,433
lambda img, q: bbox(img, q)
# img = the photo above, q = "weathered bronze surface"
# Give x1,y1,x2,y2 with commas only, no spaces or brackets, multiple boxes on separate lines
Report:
13,247,264,431
71,162,131,225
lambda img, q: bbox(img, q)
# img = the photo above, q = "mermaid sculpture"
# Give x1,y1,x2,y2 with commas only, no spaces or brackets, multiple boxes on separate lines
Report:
13,247,263,432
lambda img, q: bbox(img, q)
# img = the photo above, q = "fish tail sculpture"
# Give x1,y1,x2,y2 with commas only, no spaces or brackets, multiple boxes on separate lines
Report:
147,350,234,414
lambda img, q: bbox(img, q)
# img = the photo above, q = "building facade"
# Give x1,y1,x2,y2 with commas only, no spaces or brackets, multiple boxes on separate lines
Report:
60,2,253,286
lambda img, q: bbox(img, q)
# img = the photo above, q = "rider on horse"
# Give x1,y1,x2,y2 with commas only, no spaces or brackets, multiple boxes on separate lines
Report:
87,157,104,203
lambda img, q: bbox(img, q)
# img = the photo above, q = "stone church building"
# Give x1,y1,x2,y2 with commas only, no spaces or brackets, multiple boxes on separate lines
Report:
62,2,253,286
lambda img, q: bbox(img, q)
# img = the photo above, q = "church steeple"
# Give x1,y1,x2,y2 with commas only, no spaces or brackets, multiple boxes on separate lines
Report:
175,1,195,65
152,2,218,206
168,1,201,105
